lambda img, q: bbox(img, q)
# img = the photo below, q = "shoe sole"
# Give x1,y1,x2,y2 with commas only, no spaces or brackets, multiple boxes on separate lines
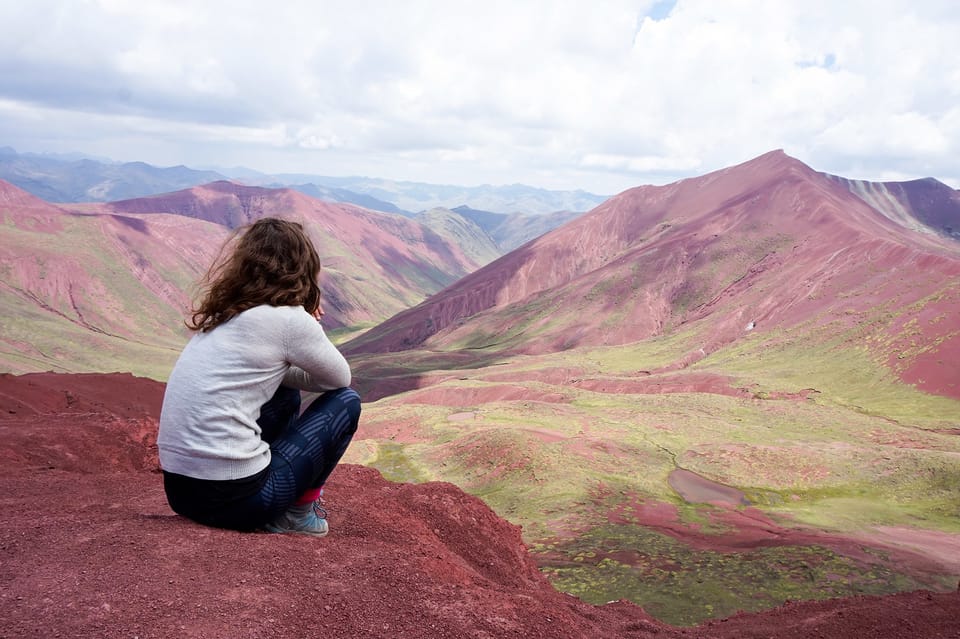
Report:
262,523,329,537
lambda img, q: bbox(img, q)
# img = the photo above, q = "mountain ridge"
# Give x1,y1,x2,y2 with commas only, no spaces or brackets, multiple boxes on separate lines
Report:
0,179,486,376
827,172,960,240
65,180,486,321
343,151,960,400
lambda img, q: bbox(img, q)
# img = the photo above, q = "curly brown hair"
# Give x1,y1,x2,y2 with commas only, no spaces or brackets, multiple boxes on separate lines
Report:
188,217,323,332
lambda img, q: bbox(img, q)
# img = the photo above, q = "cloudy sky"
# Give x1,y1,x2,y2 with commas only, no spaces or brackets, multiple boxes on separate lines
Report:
1,0,958,194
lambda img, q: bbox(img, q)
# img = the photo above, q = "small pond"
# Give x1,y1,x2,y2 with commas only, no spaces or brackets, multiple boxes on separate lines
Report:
668,468,750,506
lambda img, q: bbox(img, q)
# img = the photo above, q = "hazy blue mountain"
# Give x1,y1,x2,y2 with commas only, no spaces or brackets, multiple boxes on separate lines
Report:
1,147,609,216
0,147,225,202
238,172,608,216
453,205,585,251
283,183,410,216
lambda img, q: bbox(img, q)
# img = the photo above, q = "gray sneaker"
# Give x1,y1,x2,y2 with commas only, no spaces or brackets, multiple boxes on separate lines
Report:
263,501,329,537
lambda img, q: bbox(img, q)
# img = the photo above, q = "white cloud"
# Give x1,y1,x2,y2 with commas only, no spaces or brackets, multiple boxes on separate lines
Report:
816,112,949,157
0,0,958,192
581,153,702,174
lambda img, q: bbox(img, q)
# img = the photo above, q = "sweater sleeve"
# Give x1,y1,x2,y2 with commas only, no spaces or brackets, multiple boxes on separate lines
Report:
281,308,352,391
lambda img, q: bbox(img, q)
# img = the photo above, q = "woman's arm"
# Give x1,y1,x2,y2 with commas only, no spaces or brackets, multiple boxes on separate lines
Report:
282,308,352,391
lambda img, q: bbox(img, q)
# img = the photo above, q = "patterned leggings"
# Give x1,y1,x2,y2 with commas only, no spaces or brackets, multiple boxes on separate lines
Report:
163,386,361,530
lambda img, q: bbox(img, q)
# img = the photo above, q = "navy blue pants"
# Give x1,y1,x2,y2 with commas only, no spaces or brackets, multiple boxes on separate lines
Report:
163,386,361,531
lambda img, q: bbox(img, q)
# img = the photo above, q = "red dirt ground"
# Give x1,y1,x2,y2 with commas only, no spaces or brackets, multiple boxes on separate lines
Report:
1,372,958,639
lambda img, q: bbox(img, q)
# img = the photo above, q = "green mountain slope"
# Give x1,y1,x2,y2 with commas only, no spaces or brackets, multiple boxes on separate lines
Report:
415,207,503,267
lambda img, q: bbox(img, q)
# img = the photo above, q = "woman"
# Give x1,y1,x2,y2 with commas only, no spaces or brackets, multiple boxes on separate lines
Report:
158,217,361,537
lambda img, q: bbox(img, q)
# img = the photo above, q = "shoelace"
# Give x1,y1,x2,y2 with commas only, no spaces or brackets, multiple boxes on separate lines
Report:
313,499,328,520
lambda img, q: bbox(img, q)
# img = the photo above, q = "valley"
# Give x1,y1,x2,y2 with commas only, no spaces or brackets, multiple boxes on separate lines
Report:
344,329,959,624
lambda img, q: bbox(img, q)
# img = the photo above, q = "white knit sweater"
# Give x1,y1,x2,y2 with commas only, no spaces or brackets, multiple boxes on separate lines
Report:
158,304,352,481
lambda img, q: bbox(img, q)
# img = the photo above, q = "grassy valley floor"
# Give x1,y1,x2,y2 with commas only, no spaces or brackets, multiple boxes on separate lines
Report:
346,331,960,625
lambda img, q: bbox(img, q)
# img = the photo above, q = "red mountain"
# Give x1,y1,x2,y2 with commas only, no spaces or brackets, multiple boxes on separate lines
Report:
344,151,960,398
829,173,960,240
0,179,486,376
71,180,483,325
0,180,226,376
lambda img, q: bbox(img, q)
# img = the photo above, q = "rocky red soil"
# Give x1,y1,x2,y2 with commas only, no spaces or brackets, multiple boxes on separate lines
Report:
1,372,958,638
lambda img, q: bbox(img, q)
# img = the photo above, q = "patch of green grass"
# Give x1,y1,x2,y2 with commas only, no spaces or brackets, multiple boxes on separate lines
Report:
0,287,183,379
773,451,960,532
326,322,376,345
699,321,960,429
568,327,708,374
364,441,433,483
537,523,944,626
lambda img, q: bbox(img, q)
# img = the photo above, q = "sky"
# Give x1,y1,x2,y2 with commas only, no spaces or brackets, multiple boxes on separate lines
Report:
1,0,958,195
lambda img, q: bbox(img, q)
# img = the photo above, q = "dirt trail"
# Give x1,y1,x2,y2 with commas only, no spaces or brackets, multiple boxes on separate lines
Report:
1,372,957,638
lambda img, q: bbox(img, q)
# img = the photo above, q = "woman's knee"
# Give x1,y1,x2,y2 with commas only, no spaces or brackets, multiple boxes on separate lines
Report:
305,387,361,425
338,386,361,408
335,387,362,427
325,386,360,408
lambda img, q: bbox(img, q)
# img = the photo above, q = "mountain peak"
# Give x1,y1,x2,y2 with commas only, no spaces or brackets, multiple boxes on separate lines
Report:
709,149,814,182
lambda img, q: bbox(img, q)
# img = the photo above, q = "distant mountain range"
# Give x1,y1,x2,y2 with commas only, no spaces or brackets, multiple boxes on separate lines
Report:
258,172,607,216
0,146,598,262
0,146,226,203
0,146,606,216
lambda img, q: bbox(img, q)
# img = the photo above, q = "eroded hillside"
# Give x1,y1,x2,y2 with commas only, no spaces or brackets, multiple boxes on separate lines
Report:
0,179,485,376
